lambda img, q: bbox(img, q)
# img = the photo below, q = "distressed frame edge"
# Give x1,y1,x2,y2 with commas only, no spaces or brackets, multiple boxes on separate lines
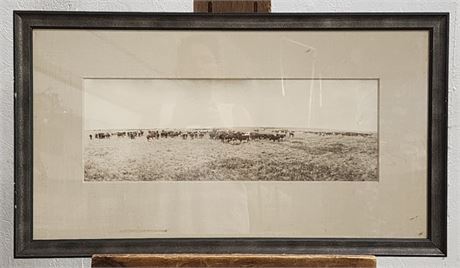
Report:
14,10,34,259
427,11,449,257
12,11,448,258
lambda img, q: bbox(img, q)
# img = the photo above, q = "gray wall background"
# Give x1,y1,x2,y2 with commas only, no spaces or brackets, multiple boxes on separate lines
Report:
0,0,458,267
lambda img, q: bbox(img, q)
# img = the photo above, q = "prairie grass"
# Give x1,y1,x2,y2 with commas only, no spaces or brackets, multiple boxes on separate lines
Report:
84,132,377,182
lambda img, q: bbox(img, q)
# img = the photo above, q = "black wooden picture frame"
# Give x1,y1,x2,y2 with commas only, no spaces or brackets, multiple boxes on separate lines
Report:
14,11,448,258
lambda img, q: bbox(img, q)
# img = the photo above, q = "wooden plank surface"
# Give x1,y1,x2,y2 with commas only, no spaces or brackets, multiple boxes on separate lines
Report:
92,254,376,267
194,0,271,13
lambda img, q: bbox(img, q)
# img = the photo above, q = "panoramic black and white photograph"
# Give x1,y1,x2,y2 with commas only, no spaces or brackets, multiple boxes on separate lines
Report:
83,78,378,182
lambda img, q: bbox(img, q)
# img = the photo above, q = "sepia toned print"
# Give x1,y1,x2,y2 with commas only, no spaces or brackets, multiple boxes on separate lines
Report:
84,78,378,182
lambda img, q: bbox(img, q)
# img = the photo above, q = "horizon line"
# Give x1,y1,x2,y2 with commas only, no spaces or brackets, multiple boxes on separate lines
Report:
85,127,378,134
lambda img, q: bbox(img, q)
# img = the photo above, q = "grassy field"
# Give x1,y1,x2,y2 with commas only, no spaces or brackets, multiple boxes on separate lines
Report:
84,130,378,182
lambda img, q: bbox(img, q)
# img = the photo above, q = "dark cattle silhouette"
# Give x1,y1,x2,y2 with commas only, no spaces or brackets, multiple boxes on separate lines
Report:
95,132,111,139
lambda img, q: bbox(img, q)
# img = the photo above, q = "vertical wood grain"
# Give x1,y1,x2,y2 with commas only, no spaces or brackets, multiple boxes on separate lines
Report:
194,0,271,13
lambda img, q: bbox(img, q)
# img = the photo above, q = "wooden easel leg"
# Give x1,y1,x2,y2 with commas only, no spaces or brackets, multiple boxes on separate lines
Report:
194,0,271,13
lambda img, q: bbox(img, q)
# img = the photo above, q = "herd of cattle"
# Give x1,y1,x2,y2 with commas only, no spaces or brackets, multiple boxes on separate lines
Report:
89,129,296,143
209,130,295,143
89,129,373,144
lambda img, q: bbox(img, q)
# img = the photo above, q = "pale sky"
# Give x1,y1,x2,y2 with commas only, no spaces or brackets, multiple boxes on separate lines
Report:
84,78,378,132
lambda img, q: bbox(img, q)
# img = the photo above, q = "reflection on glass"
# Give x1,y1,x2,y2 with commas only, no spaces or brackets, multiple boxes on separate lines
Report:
83,78,378,182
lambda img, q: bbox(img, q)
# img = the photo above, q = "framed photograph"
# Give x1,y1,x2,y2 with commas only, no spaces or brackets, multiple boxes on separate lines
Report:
14,11,448,257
